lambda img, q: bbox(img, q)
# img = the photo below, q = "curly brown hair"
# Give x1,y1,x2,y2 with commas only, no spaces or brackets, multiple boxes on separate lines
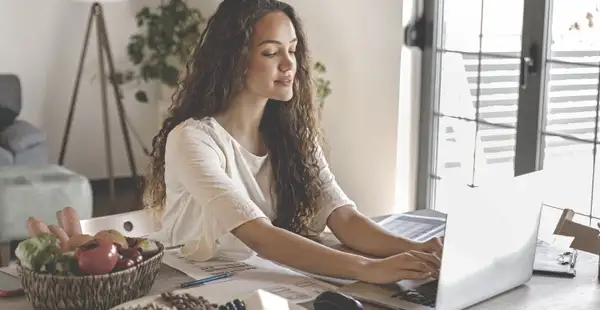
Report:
143,0,326,235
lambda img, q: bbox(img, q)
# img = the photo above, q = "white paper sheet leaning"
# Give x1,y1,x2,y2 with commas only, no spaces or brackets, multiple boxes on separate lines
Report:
378,213,446,242
162,252,337,304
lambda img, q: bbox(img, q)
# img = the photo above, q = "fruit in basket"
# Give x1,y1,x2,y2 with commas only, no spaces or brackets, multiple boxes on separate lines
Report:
130,238,161,257
15,232,61,272
95,229,128,249
119,247,144,264
114,257,136,271
65,233,95,251
46,251,78,276
75,238,119,275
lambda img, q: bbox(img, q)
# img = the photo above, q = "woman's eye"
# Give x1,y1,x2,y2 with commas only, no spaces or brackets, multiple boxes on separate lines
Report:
263,52,277,57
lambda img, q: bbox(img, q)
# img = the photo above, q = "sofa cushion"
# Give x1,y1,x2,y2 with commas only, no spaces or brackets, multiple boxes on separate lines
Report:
0,106,17,131
14,143,47,165
0,120,45,153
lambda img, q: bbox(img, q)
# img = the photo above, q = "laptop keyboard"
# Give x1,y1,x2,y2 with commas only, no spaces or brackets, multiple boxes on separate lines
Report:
391,280,438,308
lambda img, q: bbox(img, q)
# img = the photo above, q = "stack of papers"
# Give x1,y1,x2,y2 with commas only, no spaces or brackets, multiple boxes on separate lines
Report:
163,252,337,304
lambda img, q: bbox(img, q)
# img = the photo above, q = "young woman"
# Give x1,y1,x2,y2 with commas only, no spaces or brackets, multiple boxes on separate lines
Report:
26,0,442,285
140,0,443,285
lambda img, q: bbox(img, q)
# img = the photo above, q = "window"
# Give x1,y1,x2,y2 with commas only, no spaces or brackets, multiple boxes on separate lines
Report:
416,0,600,235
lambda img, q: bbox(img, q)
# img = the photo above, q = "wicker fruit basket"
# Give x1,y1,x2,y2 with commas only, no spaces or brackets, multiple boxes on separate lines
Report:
16,233,165,310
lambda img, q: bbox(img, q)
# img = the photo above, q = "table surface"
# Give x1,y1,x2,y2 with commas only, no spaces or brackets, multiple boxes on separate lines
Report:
3,210,600,310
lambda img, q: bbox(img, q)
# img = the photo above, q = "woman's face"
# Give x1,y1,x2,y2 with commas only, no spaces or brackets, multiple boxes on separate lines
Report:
244,11,297,102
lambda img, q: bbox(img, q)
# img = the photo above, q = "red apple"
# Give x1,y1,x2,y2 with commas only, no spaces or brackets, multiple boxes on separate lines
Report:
75,239,118,275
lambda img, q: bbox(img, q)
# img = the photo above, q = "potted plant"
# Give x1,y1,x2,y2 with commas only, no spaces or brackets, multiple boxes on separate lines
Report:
115,0,332,108
313,61,332,108
113,0,205,104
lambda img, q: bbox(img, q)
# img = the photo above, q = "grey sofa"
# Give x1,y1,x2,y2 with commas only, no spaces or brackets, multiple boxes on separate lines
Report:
0,74,48,166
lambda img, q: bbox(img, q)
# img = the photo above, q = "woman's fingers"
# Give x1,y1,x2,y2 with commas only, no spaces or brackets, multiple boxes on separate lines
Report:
398,270,433,280
409,250,441,269
403,256,438,275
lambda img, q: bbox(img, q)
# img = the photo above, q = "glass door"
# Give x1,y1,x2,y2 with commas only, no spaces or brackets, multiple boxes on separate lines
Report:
416,0,600,233
416,0,528,211
537,0,600,228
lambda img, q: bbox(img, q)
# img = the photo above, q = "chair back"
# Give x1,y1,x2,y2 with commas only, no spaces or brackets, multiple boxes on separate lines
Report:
78,209,159,238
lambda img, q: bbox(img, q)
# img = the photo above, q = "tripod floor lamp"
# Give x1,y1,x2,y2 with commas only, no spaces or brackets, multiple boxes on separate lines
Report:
59,0,138,207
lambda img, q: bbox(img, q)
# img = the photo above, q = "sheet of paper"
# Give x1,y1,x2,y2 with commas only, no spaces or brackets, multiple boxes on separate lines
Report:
538,234,575,249
552,235,575,249
377,214,446,242
0,261,19,278
112,286,309,310
162,252,337,304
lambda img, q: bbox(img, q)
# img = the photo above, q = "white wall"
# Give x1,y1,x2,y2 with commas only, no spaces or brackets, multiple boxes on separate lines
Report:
1,0,419,217
0,0,159,181
283,0,416,217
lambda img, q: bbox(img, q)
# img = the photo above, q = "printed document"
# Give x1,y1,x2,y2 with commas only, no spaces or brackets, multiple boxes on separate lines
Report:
163,251,337,304
377,213,446,242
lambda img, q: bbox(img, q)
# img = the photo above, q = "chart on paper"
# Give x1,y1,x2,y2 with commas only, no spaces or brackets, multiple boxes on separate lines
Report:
163,252,337,303
378,214,446,242
191,259,258,275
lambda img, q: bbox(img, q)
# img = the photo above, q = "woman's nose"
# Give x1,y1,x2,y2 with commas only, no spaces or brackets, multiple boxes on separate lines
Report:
279,54,295,72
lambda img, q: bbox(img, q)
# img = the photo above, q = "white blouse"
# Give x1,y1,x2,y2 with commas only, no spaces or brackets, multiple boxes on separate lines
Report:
151,117,355,261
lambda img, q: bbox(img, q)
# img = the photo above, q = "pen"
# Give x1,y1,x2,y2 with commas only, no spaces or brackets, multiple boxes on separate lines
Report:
179,272,233,288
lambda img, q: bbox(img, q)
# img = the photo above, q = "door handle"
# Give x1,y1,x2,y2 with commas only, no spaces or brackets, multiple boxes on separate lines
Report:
520,56,533,89
404,16,427,51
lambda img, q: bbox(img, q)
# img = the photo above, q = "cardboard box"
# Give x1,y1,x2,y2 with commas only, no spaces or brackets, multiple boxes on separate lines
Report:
554,208,600,255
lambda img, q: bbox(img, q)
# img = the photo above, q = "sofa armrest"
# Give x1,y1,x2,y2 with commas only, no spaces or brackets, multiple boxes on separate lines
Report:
0,120,46,153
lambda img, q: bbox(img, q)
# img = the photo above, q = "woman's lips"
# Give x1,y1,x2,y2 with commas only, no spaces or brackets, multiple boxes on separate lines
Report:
275,79,293,86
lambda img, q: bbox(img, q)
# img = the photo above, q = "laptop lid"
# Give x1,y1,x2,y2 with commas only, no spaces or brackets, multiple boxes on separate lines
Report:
435,171,544,309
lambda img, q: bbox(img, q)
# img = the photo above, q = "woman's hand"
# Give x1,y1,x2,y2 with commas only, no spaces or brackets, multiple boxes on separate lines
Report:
357,250,441,284
413,237,443,257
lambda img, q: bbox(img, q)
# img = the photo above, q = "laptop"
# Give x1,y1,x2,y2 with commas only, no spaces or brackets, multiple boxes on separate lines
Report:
339,171,545,310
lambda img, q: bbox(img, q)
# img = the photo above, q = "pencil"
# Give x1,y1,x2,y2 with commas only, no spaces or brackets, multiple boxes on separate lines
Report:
179,272,233,288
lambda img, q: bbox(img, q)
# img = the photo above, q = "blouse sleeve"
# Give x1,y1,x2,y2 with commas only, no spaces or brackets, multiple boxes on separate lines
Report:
305,145,356,236
165,125,268,259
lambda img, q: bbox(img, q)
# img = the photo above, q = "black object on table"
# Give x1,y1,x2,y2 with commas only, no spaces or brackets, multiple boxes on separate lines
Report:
314,291,364,310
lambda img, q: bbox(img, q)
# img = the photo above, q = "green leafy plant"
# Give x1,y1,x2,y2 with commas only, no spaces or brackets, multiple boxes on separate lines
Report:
115,0,332,106
113,0,205,103
313,61,332,108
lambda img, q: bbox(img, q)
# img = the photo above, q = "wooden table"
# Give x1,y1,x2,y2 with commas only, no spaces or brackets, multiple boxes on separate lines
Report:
3,210,600,309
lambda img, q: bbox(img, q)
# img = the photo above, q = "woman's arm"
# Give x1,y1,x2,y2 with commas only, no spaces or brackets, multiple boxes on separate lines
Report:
231,217,439,283
232,217,440,283
168,126,438,283
308,145,442,258
327,206,442,258
326,206,416,257
232,217,371,280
